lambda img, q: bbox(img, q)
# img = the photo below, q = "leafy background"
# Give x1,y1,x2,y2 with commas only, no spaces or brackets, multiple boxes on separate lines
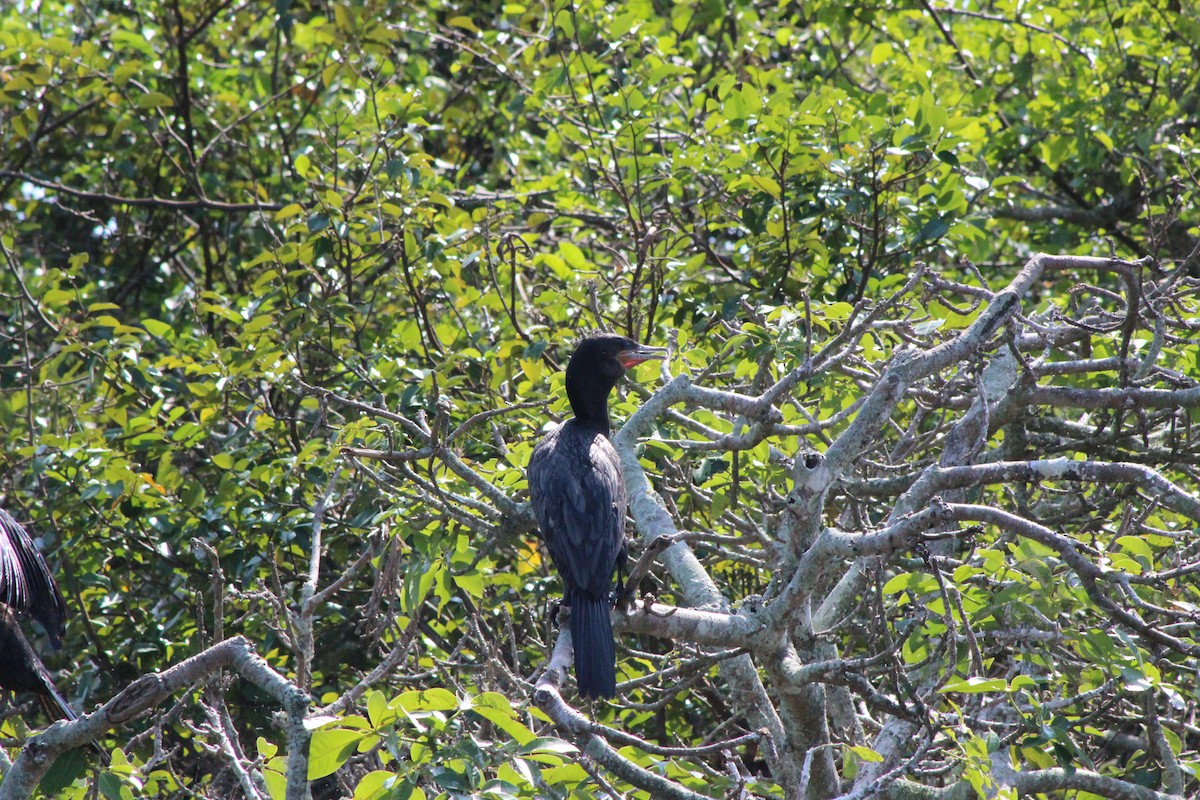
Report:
2,0,1198,798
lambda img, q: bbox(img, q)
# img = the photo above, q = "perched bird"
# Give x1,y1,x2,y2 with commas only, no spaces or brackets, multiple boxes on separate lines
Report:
528,334,665,699
0,507,76,721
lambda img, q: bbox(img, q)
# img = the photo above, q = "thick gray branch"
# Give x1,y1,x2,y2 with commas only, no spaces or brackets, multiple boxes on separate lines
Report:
0,637,310,800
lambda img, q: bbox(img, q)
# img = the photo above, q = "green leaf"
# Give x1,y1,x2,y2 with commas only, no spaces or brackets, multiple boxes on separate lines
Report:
917,217,950,242
518,737,579,756
353,771,401,800
304,714,340,730
941,676,1008,694
197,302,242,323
1121,666,1154,692
366,690,390,728
257,737,279,759
559,241,587,271
451,569,485,598
881,573,935,596
263,757,287,800
308,729,365,780
397,688,458,712
847,745,884,763
113,62,141,86
98,771,125,800
38,746,89,795
1116,535,1152,560
142,318,174,338
541,763,588,785
42,288,73,306
447,16,479,32
137,91,175,109
472,703,536,745
275,203,304,221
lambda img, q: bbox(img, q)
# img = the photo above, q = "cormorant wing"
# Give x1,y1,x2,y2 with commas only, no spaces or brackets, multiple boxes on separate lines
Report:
0,508,67,645
529,424,628,598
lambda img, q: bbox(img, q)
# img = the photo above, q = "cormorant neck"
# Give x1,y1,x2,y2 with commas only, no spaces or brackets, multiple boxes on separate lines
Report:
565,368,618,435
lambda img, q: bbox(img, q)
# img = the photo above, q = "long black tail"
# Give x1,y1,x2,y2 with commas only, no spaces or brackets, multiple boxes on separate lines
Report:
569,592,616,699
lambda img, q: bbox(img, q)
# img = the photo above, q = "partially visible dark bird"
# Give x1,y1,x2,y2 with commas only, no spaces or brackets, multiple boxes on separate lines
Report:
0,507,76,721
528,334,664,699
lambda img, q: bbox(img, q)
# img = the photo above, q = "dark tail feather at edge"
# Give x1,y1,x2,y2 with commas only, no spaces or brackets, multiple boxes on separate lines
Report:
35,677,76,722
569,593,616,699
36,684,110,763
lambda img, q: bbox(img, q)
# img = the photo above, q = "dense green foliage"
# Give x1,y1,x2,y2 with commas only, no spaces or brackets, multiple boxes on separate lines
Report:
2,1,1200,798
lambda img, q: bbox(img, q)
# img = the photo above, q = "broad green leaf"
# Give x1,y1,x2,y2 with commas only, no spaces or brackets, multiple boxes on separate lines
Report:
847,745,884,763
941,676,1009,694
308,729,365,780
397,688,458,712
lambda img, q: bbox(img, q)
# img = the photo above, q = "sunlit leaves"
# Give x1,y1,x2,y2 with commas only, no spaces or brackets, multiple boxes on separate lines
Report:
2,0,1199,797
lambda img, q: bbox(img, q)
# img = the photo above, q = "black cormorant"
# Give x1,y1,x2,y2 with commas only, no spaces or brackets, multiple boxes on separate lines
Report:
528,334,664,699
0,507,76,720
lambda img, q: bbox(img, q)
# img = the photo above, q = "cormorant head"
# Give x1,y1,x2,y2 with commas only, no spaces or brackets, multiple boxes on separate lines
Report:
564,334,665,426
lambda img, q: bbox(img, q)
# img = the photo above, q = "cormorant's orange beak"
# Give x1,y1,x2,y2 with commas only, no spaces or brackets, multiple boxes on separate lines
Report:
617,345,666,369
